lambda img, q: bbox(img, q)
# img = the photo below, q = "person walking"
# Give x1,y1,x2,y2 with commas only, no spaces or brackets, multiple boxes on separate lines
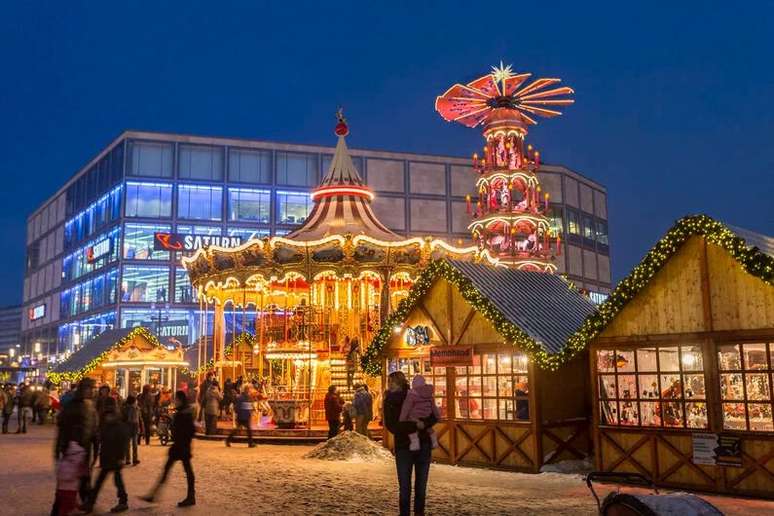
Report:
53,378,98,512
82,397,129,513
226,386,254,447
16,383,34,433
121,395,140,465
324,385,344,440
138,385,154,445
196,372,213,423
353,384,373,437
37,384,51,425
384,371,438,516
1,384,15,433
204,381,222,436
141,391,196,507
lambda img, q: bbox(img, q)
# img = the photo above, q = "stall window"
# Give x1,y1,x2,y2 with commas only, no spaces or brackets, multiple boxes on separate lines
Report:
178,185,222,221
454,351,529,422
596,345,707,429
125,182,172,218
718,343,774,432
123,223,170,261
386,358,448,418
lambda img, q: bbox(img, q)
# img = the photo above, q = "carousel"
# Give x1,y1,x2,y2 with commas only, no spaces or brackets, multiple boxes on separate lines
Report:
181,111,476,433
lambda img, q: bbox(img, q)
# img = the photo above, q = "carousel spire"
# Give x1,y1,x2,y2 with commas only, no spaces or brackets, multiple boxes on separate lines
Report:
285,109,402,242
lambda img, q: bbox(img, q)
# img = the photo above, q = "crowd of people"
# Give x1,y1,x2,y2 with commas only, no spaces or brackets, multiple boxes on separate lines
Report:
0,382,54,433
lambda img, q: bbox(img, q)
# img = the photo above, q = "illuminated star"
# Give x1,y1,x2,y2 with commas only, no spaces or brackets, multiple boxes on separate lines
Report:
491,60,514,85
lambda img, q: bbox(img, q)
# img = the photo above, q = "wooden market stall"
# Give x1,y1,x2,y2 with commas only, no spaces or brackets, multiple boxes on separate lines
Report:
48,327,188,397
362,259,597,472
585,215,774,498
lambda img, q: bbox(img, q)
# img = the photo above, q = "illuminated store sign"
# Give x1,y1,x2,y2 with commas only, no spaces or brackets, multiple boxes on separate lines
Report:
86,237,112,263
154,233,243,252
405,325,431,346
28,304,46,321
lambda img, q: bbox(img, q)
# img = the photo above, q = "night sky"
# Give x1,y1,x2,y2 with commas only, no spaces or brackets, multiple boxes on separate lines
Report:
1,2,772,304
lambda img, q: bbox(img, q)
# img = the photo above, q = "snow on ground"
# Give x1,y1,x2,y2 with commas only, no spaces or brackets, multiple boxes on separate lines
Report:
0,425,771,515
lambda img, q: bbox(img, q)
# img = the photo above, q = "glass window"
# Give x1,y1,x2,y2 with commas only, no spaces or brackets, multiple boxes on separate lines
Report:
566,209,580,235
547,205,564,236
125,182,172,218
582,215,595,241
123,223,170,261
127,141,173,177
178,145,224,180
178,185,222,221
596,220,609,246
718,343,774,432
229,148,271,184
174,268,193,304
453,351,529,422
276,191,311,225
596,345,708,429
228,188,270,223
276,152,318,186
174,225,222,262
121,265,169,303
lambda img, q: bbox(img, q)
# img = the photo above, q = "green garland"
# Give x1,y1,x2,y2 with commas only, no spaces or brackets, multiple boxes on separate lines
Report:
47,327,162,385
180,332,256,376
361,215,774,376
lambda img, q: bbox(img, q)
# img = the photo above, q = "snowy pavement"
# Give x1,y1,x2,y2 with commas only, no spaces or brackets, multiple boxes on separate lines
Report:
0,425,772,515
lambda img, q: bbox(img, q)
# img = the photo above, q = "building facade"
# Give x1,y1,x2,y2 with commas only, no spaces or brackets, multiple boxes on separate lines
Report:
22,130,611,367
0,305,21,363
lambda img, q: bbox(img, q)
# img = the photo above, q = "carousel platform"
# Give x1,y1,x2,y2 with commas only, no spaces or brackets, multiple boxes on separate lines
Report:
194,420,383,443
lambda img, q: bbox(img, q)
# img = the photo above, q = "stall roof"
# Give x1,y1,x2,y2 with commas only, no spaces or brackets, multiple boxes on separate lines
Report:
447,260,597,354
362,259,597,374
51,327,162,376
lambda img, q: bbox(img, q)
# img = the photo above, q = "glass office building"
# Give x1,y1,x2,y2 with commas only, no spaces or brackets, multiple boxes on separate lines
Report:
21,131,612,366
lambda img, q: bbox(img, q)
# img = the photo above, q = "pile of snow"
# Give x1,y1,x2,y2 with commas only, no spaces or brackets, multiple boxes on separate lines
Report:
304,431,394,462
539,458,593,475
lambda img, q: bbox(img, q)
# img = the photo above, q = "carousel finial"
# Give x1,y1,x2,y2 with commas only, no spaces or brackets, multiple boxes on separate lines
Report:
335,107,349,136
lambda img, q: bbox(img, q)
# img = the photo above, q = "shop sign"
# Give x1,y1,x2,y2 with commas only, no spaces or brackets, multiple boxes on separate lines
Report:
405,325,431,346
430,346,473,367
86,237,112,263
28,304,46,321
692,433,742,467
154,233,243,252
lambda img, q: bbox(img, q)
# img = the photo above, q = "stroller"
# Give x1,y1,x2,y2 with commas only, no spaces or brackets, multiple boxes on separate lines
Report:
586,472,722,515
156,407,173,446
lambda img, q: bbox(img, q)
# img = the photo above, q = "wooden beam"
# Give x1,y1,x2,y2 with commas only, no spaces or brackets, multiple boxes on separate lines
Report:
453,307,477,346
417,303,448,346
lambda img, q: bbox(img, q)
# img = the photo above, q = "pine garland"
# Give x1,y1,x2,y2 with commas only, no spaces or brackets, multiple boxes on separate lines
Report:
361,215,774,376
47,327,162,385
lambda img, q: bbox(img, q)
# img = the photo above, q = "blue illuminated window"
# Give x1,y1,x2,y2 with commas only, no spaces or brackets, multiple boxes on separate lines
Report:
121,265,169,303
228,188,270,223
226,227,269,241
123,223,171,261
178,185,222,221
175,268,193,304
276,191,311,225
125,182,172,218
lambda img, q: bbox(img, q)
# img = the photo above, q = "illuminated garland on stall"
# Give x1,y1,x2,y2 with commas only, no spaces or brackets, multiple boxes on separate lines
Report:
47,327,162,385
563,214,774,357
180,332,256,376
361,259,582,375
361,215,774,376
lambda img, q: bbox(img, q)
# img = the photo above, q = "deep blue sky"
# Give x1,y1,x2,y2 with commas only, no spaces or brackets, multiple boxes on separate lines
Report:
1,2,773,303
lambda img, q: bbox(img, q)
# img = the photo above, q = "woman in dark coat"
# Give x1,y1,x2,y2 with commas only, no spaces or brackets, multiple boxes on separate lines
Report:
383,371,438,516
141,391,196,507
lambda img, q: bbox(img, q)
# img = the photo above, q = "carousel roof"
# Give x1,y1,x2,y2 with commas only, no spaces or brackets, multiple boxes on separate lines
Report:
286,115,402,242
